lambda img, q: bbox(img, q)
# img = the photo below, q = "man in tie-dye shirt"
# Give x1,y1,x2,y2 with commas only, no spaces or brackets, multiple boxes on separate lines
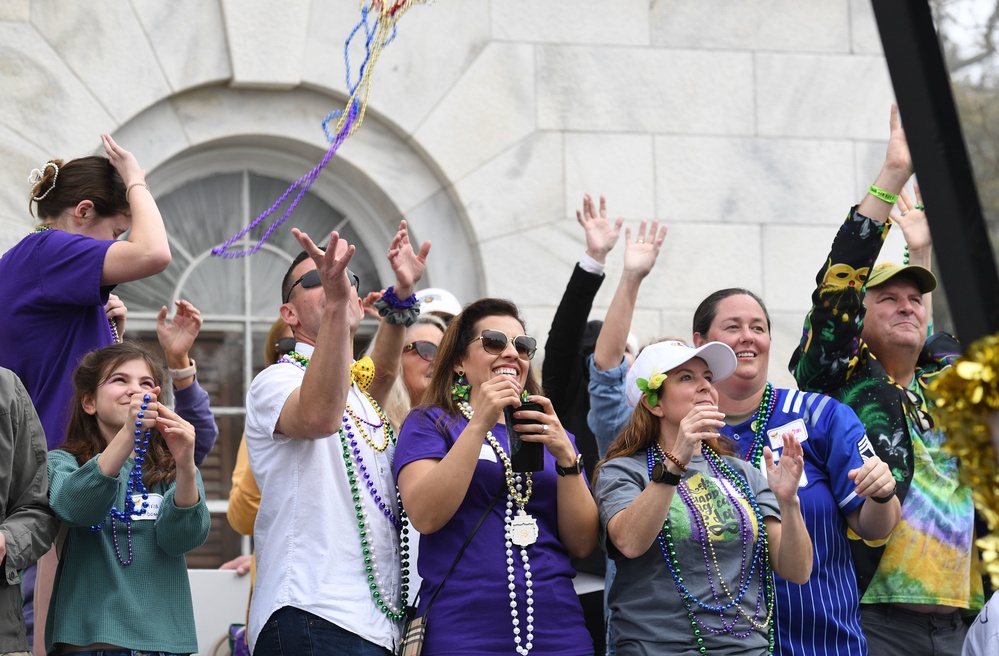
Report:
790,108,982,655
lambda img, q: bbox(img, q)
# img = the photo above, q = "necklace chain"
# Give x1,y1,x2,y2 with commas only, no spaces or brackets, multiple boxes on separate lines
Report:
649,445,775,654
746,382,776,468
458,401,535,654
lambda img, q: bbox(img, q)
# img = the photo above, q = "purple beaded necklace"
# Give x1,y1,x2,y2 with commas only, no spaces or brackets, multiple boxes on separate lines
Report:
649,444,775,654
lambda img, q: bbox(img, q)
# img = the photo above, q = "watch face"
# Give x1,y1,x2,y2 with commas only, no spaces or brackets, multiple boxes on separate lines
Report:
651,462,665,483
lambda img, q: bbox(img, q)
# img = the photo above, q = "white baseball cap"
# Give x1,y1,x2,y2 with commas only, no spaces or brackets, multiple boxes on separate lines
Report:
416,287,462,318
625,339,738,408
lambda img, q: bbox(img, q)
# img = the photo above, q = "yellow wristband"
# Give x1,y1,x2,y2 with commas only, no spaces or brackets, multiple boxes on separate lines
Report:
868,184,898,204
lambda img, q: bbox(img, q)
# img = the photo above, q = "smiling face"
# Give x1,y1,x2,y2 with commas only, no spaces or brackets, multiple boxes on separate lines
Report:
83,357,157,443
456,314,530,402
695,293,770,392
652,357,719,426
402,322,444,403
862,277,928,357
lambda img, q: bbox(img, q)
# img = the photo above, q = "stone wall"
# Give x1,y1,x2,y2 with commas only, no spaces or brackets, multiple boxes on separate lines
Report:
0,0,906,387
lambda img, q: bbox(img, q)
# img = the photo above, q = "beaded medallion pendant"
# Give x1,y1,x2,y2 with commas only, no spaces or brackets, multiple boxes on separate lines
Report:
648,445,775,655
458,401,536,655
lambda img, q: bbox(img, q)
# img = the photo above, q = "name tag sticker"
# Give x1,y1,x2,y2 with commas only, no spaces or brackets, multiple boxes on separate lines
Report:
478,444,497,463
131,493,163,520
767,418,808,451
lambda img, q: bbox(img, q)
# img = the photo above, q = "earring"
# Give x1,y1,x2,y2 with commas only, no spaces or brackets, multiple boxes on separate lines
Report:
451,370,470,403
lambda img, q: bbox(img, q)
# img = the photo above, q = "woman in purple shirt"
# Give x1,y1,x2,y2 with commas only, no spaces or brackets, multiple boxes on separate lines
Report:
395,298,598,655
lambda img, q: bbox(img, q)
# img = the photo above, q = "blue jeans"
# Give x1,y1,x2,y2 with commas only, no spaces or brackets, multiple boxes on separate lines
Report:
254,607,392,656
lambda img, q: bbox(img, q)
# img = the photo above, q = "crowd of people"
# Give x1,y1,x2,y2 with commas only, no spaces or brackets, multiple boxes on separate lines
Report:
0,105,994,656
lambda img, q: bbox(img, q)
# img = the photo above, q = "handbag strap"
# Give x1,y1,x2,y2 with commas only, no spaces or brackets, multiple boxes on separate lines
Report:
422,485,506,618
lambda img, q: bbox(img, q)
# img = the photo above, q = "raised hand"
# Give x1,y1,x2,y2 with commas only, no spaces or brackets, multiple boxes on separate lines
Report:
882,104,913,180
156,300,202,363
577,194,624,265
468,375,523,429
673,404,726,466
764,434,804,502
101,133,145,187
890,184,932,252
623,220,668,279
386,219,431,296
156,403,197,467
361,290,383,320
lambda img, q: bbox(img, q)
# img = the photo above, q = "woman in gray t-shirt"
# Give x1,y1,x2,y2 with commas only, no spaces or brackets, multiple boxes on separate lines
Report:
595,340,811,656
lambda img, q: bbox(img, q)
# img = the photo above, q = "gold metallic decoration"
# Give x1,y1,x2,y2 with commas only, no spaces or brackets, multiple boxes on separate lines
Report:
927,331,999,588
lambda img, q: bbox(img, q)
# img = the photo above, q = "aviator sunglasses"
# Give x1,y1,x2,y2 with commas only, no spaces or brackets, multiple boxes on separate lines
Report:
473,329,537,361
284,267,360,303
403,340,438,362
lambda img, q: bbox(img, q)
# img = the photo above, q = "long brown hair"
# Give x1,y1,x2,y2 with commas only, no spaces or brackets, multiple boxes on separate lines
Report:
30,156,128,220
420,298,541,425
63,342,178,487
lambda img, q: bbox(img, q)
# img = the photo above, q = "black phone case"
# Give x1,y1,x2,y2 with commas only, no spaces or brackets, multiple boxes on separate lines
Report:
504,402,545,472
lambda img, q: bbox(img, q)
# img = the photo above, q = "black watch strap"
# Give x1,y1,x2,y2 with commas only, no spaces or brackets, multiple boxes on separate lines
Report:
556,453,583,477
651,462,682,486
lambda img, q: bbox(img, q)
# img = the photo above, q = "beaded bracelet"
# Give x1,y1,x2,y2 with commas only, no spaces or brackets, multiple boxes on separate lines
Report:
661,449,688,473
126,182,150,199
380,285,418,310
868,184,898,204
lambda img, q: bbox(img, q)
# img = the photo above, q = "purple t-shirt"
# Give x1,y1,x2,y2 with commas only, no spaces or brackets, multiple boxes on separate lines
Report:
395,407,593,656
0,230,114,449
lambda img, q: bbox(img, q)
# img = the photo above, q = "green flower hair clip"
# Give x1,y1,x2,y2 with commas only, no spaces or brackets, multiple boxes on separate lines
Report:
635,370,667,408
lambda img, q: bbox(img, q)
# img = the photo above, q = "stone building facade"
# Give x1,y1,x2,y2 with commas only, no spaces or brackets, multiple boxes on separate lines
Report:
0,0,903,564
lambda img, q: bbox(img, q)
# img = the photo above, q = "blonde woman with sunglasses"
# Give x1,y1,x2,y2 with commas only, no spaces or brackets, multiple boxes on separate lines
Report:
396,298,599,656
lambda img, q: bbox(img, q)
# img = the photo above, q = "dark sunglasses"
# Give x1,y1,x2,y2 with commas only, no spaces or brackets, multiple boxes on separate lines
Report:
275,337,296,357
473,329,537,361
903,388,935,433
403,340,438,362
284,267,359,303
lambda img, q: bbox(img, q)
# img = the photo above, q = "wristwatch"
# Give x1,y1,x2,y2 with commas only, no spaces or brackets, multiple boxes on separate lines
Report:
651,462,682,486
556,453,584,477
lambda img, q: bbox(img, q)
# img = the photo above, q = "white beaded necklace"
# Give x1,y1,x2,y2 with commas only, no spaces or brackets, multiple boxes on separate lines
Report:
458,401,536,655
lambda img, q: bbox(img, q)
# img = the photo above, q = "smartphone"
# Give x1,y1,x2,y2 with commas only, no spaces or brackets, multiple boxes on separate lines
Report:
504,401,545,473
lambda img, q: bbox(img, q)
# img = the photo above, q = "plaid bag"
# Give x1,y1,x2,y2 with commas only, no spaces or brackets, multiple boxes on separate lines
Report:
399,615,427,656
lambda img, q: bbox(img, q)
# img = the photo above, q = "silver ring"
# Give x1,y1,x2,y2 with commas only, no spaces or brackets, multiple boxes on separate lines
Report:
637,239,645,244
541,424,549,433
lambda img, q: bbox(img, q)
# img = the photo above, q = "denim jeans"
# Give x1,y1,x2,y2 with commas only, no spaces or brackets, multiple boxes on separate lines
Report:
254,606,393,656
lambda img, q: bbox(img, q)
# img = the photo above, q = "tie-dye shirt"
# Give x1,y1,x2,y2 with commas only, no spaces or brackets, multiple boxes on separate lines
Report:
862,382,981,607
790,207,982,610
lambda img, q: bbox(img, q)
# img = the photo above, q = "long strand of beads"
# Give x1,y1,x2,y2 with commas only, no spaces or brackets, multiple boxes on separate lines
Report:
458,401,535,654
505,480,534,655
745,383,776,468
702,445,775,652
338,424,410,620
341,420,403,529
649,446,774,654
91,394,152,567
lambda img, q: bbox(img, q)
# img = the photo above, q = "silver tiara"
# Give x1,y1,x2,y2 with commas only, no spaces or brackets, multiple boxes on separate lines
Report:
28,162,59,201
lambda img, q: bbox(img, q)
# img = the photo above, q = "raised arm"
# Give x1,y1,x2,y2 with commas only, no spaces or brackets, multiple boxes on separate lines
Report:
542,193,621,409
791,107,909,391
275,230,359,439
592,220,667,371
763,436,812,585
368,220,430,407
99,134,171,285
157,300,218,464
